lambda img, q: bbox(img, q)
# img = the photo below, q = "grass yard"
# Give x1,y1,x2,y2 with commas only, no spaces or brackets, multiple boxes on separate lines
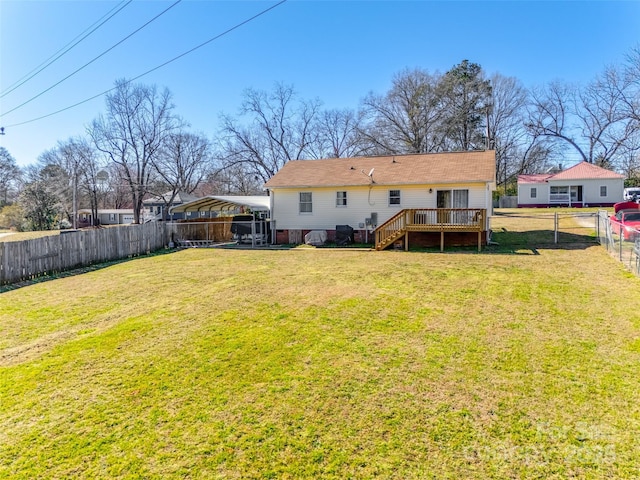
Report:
0,229,60,242
489,208,604,249
2,241,640,478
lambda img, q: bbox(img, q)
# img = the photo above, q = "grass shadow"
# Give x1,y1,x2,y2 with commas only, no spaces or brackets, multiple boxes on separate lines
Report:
0,248,179,294
486,229,599,255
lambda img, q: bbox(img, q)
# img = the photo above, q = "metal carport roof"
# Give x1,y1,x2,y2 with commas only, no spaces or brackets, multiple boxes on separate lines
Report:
169,195,270,214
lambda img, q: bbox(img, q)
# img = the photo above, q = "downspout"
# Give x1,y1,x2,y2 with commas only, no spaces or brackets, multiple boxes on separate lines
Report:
269,189,275,245
486,182,491,243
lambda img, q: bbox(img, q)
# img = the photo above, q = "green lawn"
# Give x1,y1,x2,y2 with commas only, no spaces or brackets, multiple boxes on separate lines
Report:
2,242,640,478
0,229,60,242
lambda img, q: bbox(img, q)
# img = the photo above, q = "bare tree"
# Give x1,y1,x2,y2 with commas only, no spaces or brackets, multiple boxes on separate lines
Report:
621,46,640,124
311,108,365,158
487,74,556,191
617,127,640,182
103,163,132,210
88,79,178,223
359,68,444,154
359,62,492,155
39,138,104,227
527,74,633,167
151,130,214,219
579,72,632,167
218,83,322,183
488,74,528,190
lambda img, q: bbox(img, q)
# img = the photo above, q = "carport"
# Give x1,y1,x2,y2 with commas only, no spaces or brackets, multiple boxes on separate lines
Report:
168,195,271,247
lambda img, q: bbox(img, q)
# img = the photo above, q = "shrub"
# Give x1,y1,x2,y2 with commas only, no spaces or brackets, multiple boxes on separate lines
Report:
0,204,25,231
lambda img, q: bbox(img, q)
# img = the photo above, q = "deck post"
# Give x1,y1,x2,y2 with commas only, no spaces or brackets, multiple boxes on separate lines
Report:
478,231,481,252
405,233,409,251
440,231,444,252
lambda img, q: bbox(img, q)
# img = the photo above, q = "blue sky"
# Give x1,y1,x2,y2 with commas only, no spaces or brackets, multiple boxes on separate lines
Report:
1,0,639,167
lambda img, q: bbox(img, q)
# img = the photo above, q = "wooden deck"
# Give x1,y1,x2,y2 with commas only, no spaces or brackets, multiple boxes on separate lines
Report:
375,208,486,251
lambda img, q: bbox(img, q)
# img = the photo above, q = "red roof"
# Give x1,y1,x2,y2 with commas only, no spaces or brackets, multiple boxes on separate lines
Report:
552,161,624,180
518,161,623,184
518,174,553,184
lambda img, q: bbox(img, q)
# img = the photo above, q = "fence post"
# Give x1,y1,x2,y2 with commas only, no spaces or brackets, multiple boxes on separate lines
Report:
554,212,558,244
251,218,256,248
619,233,623,261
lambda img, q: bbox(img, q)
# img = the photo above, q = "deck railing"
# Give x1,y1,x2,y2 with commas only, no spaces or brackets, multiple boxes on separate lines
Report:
375,208,486,251
550,193,571,204
406,208,484,230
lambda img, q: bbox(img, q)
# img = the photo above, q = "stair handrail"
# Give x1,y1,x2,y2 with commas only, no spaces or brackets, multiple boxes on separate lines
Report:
375,210,408,249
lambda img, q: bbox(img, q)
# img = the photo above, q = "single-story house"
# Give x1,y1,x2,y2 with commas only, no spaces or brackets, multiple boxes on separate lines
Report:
143,191,200,220
78,209,136,225
517,162,624,208
264,150,496,250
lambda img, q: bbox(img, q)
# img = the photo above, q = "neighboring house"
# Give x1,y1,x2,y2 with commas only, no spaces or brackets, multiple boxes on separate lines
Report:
517,162,624,208
264,151,496,250
78,209,136,225
143,191,200,221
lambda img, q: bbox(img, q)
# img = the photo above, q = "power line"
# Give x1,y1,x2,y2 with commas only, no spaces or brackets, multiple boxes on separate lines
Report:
0,0,182,119
2,0,288,129
0,0,132,99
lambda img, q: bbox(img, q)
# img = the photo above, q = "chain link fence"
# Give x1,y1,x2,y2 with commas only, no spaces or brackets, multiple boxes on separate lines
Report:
490,210,599,247
595,210,640,276
490,209,639,277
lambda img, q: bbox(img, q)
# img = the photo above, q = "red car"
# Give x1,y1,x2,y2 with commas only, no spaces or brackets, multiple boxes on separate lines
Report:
610,201,640,241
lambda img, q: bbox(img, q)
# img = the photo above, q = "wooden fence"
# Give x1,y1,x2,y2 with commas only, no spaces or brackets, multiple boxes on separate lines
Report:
0,222,170,286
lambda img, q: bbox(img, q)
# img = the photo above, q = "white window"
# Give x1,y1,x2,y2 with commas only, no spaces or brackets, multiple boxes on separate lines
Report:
389,190,401,206
550,186,568,195
600,186,607,197
336,191,347,207
549,186,569,203
531,187,537,199
299,192,312,214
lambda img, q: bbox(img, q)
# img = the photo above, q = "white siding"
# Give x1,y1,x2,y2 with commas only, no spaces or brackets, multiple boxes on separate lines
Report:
518,182,549,205
550,178,623,205
271,183,490,230
519,178,624,205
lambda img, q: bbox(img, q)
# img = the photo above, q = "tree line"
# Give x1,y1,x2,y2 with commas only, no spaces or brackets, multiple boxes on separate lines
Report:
1,52,639,231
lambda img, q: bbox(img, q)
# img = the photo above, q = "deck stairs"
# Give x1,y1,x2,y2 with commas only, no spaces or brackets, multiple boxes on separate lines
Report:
375,210,408,251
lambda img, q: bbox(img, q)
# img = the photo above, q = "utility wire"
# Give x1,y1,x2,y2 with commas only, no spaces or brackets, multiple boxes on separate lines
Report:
2,0,288,129
0,0,132,98
0,0,182,118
